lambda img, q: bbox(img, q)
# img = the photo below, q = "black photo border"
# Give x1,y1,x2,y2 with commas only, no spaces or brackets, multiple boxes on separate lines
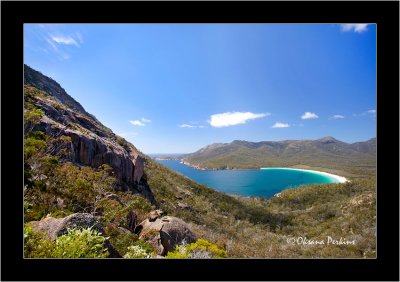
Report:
1,1,399,281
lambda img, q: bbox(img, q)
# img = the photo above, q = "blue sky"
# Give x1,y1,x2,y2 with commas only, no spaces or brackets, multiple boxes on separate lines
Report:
24,24,376,154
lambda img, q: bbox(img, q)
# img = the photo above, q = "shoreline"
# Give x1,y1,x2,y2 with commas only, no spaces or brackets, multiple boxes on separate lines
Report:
180,160,258,171
260,167,349,183
177,160,349,183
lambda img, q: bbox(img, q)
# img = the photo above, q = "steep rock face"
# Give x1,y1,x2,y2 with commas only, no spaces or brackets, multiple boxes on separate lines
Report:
35,100,153,202
133,155,145,183
25,65,155,204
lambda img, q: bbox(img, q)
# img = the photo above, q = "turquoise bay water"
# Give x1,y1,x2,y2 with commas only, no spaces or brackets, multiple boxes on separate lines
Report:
156,160,338,198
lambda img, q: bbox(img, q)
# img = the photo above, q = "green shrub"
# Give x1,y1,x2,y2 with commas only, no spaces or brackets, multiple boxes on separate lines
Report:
104,224,139,256
27,130,46,140
24,137,46,159
24,85,47,99
166,239,227,258
123,245,153,258
24,225,109,258
45,162,117,213
54,227,109,258
24,108,44,125
104,223,155,257
96,194,152,228
116,136,131,152
24,224,55,258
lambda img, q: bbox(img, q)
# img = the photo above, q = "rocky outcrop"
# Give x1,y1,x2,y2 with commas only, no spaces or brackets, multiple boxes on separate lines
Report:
132,155,145,183
149,209,164,221
138,218,165,255
24,64,88,116
138,215,197,255
159,216,197,253
25,65,156,204
37,115,155,203
29,213,121,258
30,213,103,240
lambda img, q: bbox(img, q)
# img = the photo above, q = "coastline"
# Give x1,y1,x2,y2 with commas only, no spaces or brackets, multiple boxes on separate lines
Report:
260,167,349,183
180,160,258,171
178,160,349,184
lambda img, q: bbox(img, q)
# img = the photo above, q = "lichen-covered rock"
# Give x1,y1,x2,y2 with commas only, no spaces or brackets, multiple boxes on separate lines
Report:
149,209,164,221
139,218,165,237
138,218,165,255
29,213,121,258
159,216,197,254
138,216,197,256
30,213,103,240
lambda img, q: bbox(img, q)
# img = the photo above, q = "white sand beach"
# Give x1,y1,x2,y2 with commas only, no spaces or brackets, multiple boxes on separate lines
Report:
260,167,349,183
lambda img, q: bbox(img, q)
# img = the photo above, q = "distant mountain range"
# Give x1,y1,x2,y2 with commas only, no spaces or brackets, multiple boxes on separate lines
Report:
182,136,376,171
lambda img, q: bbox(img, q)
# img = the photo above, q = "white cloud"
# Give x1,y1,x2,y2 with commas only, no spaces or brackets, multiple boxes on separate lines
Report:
32,25,83,60
209,111,270,128
130,120,145,126
179,124,195,128
179,124,206,129
140,118,151,123
76,32,84,44
51,35,80,47
330,114,345,120
272,122,289,128
44,37,69,60
129,118,151,126
301,112,319,120
353,109,376,118
340,24,369,33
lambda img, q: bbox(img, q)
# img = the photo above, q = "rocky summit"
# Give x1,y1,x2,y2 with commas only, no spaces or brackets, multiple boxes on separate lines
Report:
24,65,155,204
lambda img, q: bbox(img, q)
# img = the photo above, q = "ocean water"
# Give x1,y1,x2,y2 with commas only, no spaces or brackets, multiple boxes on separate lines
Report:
156,160,338,198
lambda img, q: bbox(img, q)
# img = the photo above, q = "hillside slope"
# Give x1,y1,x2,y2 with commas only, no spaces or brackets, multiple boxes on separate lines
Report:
183,137,376,175
24,65,376,258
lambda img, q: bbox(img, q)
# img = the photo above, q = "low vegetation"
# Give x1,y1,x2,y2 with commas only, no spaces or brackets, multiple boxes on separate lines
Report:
24,225,109,258
166,239,227,258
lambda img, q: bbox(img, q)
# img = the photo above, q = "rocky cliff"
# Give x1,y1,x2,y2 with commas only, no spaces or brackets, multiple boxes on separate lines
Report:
24,65,156,204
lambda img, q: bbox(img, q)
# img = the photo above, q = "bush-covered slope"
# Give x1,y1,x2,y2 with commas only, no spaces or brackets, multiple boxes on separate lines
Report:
184,137,375,171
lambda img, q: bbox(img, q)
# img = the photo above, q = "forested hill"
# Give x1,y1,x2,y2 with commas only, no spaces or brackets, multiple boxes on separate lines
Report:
183,136,376,174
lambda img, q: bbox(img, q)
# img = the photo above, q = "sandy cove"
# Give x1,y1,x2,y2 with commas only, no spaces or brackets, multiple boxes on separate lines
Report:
260,167,349,183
